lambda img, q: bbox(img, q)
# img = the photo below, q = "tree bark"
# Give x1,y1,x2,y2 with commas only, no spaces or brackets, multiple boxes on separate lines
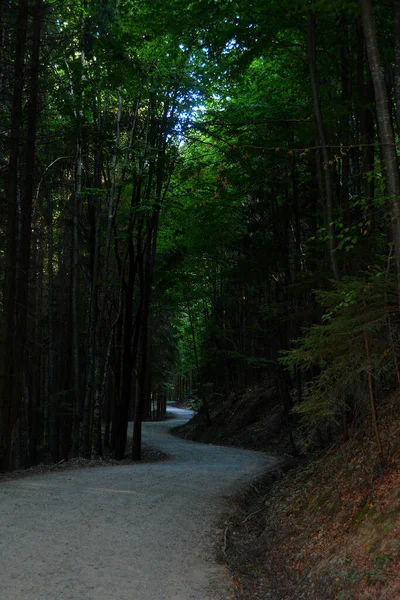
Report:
71,16,86,455
48,186,58,461
363,331,384,461
356,18,375,224
307,11,339,280
339,17,351,225
360,0,400,285
394,1,400,136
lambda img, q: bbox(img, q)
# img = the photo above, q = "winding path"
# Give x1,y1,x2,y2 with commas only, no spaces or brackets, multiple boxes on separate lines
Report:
0,408,276,600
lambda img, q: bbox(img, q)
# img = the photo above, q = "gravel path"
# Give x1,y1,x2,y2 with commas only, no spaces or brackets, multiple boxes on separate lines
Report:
0,407,277,600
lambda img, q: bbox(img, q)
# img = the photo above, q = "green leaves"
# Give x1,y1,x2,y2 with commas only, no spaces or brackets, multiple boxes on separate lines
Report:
281,273,399,433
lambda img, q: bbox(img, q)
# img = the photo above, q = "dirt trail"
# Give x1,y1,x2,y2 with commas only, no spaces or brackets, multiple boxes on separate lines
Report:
0,407,276,600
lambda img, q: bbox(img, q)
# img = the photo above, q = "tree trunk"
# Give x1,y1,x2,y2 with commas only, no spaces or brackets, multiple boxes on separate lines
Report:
360,0,400,285
356,18,375,226
363,331,384,461
394,0,400,136
339,17,351,225
71,142,82,455
48,186,58,462
307,11,339,280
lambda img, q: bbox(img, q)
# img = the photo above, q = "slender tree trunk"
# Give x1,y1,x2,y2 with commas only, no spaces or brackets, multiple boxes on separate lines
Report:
132,236,153,461
289,141,301,275
307,11,339,280
356,18,375,226
48,186,58,461
394,0,400,136
132,310,148,460
71,143,81,455
339,17,351,225
71,17,86,455
363,331,384,460
142,310,153,420
360,0,400,285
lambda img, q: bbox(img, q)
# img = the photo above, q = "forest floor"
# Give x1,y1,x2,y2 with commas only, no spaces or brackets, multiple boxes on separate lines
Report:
0,407,276,600
181,392,400,600
223,429,400,600
0,444,169,483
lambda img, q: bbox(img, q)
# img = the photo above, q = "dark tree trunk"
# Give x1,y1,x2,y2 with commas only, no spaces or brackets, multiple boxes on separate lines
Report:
360,0,400,284
113,244,135,461
394,0,400,136
307,11,339,280
356,18,375,226
339,17,351,225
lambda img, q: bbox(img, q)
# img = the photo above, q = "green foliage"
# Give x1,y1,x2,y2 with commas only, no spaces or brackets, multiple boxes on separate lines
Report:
281,272,399,432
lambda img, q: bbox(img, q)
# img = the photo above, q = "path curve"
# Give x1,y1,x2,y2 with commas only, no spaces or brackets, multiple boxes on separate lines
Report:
0,408,276,600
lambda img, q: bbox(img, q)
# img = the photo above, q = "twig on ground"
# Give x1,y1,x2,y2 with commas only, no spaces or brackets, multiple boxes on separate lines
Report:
242,507,264,524
223,525,229,555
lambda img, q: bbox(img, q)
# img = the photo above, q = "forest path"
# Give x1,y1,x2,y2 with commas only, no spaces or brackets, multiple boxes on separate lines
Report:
0,407,276,600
